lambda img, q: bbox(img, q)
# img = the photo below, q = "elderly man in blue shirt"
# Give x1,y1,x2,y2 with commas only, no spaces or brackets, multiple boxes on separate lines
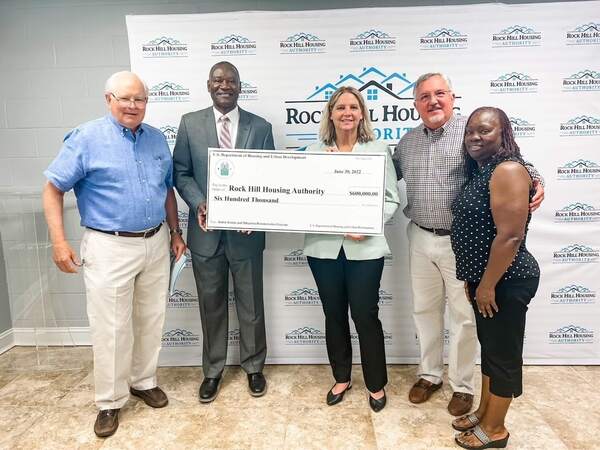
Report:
43,71,186,438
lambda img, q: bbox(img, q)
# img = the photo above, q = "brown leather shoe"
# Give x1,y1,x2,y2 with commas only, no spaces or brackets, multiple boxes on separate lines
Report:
94,409,119,438
408,378,443,404
130,386,169,408
448,391,474,416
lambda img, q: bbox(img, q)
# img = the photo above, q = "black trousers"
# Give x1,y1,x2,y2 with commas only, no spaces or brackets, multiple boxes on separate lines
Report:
468,277,539,398
307,249,387,392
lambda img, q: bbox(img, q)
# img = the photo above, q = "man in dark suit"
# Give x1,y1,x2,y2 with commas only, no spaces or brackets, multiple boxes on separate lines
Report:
173,61,274,403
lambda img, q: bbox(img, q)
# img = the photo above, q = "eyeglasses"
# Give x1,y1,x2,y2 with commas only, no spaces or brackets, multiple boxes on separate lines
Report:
416,90,452,104
110,93,147,108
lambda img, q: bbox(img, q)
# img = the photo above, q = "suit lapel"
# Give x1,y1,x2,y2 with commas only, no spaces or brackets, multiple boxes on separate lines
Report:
202,108,219,149
236,108,251,149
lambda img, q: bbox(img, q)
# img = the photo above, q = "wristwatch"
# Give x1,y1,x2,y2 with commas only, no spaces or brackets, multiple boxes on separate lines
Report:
170,226,183,236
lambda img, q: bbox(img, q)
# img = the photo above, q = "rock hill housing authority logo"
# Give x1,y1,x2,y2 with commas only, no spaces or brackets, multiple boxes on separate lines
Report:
419,28,468,50
160,125,178,150
211,34,256,56
566,23,600,45
284,288,320,306
168,289,198,309
284,67,431,149
559,116,600,136
141,36,188,58
553,244,599,264
555,203,600,222
162,328,200,347
283,249,308,266
279,33,326,54
551,284,597,305
148,82,190,103
492,25,542,47
557,160,600,180
285,327,325,345
240,81,258,101
562,70,600,92
548,325,595,344
509,117,535,138
490,72,539,94
349,29,396,52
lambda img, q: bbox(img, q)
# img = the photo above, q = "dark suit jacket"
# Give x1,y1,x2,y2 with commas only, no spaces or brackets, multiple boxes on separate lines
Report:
173,107,275,259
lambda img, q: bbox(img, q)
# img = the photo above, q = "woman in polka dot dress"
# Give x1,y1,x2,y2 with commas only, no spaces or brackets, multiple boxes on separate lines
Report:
450,107,540,450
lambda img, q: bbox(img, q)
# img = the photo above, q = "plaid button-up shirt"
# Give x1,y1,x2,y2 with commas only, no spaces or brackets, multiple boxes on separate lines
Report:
393,114,467,230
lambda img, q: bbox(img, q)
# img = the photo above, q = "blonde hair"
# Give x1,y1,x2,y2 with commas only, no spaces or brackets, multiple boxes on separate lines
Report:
319,86,375,146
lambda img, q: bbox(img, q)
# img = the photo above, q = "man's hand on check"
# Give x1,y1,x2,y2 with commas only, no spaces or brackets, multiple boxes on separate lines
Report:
345,234,365,241
198,203,208,231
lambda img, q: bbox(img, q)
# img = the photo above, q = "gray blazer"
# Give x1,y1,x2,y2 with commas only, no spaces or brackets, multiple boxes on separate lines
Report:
173,107,275,258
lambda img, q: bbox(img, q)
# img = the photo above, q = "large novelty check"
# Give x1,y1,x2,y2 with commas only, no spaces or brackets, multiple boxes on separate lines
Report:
206,148,387,235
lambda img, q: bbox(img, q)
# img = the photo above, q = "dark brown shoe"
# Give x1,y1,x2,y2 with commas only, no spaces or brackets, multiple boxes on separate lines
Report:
130,386,168,408
408,378,443,404
448,392,474,416
94,409,119,438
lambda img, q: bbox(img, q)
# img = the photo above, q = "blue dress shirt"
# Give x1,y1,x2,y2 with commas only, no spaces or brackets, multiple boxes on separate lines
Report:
44,115,173,232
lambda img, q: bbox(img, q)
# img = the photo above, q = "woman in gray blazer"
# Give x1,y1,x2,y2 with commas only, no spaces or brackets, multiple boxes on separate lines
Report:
304,86,400,412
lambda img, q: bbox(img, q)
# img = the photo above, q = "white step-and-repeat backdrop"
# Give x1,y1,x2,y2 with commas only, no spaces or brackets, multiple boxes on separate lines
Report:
126,2,600,365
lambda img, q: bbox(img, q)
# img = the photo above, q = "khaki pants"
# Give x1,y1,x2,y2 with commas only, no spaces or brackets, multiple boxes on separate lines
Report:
81,226,170,410
407,222,478,394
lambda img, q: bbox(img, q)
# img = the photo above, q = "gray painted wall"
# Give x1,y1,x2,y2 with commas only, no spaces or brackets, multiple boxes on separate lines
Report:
0,0,589,332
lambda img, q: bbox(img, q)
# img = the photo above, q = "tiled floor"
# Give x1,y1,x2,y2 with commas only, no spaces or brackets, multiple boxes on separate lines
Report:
0,346,598,449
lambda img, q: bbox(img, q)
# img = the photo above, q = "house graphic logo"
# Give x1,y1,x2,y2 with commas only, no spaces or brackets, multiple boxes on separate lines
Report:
216,159,234,178
228,329,240,346
284,288,321,306
557,160,600,180
285,327,326,345
378,289,393,306
211,34,257,56
142,36,188,58
280,32,326,54
148,82,190,103
553,244,599,264
168,289,198,309
492,25,542,47
551,285,596,305
162,328,201,347
351,330,392,345
177,210,188,231
554,203,600,222
239,81,258,101
509,117,536,138
419,28,468,50
562,70,600,92
548,325,595,344
559,116,600,136
284,67,447,149
283,249,308,266
490,72,539,94
566,23,600,45
160,125,178,150
349,29,396,52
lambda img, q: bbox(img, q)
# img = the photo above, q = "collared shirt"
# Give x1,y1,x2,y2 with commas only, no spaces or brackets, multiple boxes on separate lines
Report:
393,114,466,230
44,114,173,232
213,106,239,148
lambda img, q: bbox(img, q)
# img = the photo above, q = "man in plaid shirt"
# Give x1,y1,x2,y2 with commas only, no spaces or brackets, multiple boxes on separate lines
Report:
392,73,543,417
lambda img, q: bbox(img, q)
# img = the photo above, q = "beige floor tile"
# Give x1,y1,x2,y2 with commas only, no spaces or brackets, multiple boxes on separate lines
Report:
0,368,88,406
0,372,19,390
0,406,47,450
284,406,377,450
155,366,202,406
570,365,600,384
504,399,569,449
9,405,104,450
0,346,91,373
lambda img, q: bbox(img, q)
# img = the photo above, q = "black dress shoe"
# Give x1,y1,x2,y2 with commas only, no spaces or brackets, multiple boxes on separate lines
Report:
369,389,386,413
199,377,221,403
326,381,352,406
94,408,119,438
247,372,267,397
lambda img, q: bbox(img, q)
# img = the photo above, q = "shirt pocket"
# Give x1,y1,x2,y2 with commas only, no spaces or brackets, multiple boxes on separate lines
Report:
150,154,171,185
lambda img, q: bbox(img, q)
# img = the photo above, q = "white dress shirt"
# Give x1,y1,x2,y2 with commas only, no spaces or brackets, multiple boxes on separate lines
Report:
213,106,239,148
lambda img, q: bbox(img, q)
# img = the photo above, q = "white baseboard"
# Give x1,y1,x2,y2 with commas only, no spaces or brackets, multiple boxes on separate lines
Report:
0,329,14,355
12,327,91,346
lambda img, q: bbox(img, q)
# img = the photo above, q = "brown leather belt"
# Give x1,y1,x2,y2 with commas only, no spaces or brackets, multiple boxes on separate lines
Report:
88,223,162,238
416,223,451,236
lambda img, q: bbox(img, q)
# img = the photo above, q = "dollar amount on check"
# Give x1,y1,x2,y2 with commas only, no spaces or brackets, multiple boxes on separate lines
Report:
206,149,387,235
